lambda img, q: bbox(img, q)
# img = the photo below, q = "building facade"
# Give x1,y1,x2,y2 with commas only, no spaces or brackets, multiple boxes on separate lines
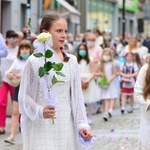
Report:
118,0,138,36
42,0,80,35
79,0,118,37
0,0,41,35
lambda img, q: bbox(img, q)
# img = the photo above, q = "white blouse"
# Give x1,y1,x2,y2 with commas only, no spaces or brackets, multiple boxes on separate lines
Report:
134,64,150,119
18,54,90,149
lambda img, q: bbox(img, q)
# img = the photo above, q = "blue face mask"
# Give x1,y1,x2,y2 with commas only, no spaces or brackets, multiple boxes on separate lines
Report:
104,36,111,41
20,53,30,60
79,50,87,57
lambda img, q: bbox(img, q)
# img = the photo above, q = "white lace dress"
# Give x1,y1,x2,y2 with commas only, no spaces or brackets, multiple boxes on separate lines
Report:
18,54,90,150
79,59,98,103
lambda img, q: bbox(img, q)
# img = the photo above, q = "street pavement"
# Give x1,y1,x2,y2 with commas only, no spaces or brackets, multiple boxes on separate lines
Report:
0,102,140,150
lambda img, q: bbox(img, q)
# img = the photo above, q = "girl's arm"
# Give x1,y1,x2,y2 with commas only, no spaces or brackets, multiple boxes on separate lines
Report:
134,65,150,111
94,62,104,77
6,60,16,79
85,61,97,83
108,74,117,83
18,56,44,121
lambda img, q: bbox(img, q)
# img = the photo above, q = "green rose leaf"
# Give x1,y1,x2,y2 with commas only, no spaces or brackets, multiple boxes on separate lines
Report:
52,75,65,85
44,70,49,75
56,71,65,77
33,53,43,58
45,50,53,58
39,67,45,77
44,61,52,71
52,75,57,85
52,63,63,71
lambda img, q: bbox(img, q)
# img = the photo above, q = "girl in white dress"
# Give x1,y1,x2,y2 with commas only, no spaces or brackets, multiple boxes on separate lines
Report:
95,48,118,121
77,43,98,124
18,14,93,150
4,40,33,144
134,64,150,149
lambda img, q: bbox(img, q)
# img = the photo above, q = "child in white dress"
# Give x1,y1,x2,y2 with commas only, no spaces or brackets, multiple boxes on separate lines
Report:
120,52,139,114
77,43,98,124
95,48,118,121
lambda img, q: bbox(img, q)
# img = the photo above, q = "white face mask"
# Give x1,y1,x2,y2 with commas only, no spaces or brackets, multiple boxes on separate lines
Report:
87,41,95,47
103,55,111,62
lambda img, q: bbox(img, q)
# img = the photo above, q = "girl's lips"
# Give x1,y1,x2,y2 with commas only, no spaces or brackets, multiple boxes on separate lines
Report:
59,40,64,43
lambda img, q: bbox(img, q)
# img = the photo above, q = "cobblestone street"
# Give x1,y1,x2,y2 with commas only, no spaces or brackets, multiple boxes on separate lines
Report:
0,103,140,150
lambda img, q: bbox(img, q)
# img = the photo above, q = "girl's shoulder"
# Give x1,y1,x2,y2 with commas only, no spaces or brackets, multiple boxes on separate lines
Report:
67,54,77,63
140,64,148,72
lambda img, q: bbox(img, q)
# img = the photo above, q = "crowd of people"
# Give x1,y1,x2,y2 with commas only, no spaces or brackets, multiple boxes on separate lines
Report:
0,13,150,149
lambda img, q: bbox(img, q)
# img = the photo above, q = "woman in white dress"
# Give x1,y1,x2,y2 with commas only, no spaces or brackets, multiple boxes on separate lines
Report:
18,14,92,150
134,63,150,149
77,43,98,124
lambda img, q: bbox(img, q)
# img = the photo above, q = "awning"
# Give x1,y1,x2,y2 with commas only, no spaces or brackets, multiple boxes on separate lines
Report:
55,0,81,16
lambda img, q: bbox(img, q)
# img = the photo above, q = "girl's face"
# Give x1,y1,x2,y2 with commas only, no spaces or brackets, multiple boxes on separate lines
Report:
78,45,87,57
103,51,111,62
129,38,136,47
7,37,18,47
126,53,133,62
49,18,68,50
79,45,86,51
20,47,30,55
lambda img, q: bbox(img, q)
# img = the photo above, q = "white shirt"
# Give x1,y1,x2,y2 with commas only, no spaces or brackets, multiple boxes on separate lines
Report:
1,47,18,83
120,62,138,88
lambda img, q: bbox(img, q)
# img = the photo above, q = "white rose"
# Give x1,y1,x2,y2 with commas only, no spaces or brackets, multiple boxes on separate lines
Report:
37,32,52,42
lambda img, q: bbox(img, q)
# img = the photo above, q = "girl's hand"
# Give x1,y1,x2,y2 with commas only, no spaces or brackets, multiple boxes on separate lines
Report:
79,128,93,141
43,106,56,119
116,71,121,76
7,72,14,80
16,73,22,79
123,74,130,78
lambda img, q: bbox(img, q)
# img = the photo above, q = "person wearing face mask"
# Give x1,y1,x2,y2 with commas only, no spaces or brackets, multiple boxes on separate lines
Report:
95,48,118,121
77,43,98,124
86,32,102,63
0,30,19,134
101,30,115,50
4,40,33,144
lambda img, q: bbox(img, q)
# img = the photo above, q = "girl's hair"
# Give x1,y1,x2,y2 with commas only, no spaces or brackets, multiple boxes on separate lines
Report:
133,53,142,69
17,40,33,60
100,48,114,76
77,43,90,64
143,61,150,100
40,13,69,62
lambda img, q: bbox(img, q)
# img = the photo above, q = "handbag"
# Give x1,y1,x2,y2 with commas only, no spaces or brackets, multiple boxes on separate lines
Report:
81,76,89,90
8,69,21,87
81,81,89,89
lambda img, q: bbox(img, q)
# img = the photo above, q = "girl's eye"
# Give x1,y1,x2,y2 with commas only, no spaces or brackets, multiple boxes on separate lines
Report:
57,30,62,33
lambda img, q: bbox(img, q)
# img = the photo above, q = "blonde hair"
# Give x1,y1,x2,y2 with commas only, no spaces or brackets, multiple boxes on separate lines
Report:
100,48,114,77
128,37,138,52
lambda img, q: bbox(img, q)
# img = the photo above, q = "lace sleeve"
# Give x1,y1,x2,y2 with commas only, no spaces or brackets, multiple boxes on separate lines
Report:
70,56,90,132
18,56,43,120
134,64,150,110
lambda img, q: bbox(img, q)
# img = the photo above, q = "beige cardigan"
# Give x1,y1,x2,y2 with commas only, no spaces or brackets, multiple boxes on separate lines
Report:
134,64,150,119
